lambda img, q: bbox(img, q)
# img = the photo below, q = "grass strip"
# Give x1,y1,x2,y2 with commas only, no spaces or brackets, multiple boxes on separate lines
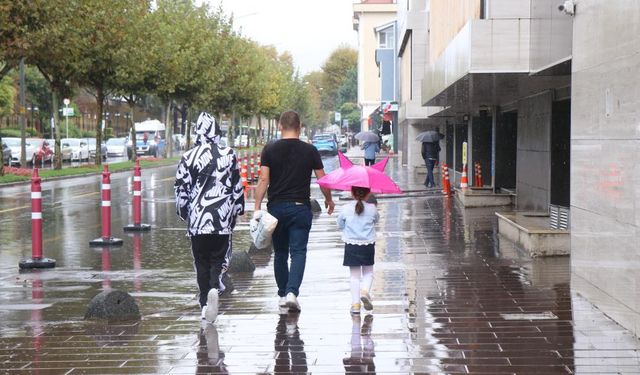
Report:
0,157,180,185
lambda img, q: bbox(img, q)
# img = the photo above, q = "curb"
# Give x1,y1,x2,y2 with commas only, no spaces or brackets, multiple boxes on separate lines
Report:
0,161,179,188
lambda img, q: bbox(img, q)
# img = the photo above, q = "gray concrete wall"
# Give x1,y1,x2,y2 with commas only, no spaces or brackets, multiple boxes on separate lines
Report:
570,0,640,337
516,91,552,212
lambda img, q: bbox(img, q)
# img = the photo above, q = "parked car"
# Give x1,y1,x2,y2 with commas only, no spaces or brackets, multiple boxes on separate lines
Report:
47,139,72,162
312,134,338,156
106,137,128,158
1,141,11,165
2,137,36,166
28,138,54,165
338,134,348,152
62,138,89,161
86,138,108,161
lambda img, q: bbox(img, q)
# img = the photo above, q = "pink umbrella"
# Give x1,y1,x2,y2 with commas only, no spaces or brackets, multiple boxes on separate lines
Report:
318,152,402,194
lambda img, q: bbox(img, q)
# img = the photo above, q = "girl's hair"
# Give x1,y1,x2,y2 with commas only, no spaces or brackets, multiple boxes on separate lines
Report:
352,186,371,215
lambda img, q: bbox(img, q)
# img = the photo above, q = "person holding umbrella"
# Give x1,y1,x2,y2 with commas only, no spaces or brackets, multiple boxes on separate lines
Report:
317,153,402,315
416,128,443,188
355,131,380,166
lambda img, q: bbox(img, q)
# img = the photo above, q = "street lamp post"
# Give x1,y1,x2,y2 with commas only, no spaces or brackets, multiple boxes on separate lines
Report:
63,98,70,139
115,112,120,134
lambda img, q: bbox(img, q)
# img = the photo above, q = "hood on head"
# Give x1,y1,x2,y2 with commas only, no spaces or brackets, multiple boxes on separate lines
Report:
195,112,221,145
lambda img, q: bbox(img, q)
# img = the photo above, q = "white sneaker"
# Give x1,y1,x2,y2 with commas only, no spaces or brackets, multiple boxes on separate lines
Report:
201,305,207,320
205,289,219,322
278,296,287,307
285,292,301,312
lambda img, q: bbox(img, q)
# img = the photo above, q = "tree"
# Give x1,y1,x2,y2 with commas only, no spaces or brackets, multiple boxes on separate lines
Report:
320,46,357,111
336,67,357,109
148,0,222,157
73,0,150,164
29,0,85,169
0,1,48,79
0,75,14,117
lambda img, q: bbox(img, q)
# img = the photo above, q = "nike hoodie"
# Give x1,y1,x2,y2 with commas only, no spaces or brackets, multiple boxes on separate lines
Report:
174,112,245,236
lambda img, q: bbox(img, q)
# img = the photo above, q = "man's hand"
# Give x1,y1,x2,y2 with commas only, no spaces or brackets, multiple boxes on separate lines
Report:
325,199,335,215
253,210,263,220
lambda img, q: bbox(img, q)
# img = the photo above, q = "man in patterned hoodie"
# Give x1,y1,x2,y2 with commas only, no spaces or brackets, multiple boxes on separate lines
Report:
174,112,245,323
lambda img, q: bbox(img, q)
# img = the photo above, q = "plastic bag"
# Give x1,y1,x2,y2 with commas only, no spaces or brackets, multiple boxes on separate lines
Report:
249,210,278,249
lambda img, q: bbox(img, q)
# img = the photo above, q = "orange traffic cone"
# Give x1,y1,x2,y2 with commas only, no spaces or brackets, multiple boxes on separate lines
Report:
442,163,452,196
460,164,469,189
241,153,248,189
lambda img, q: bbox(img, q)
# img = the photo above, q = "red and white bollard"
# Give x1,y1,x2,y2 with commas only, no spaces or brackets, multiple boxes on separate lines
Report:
90,165,123,246
124,160,151,231
19,169,56,269
249,151,255,183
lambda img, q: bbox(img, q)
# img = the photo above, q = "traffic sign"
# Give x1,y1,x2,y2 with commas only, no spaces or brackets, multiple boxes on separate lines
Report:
63,98,70,106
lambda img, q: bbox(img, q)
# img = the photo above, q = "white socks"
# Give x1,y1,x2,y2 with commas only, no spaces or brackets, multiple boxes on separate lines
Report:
350,266,374,304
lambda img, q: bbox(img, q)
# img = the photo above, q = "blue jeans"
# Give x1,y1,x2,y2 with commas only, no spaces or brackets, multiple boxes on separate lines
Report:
268,202,313,297
425,159,437,187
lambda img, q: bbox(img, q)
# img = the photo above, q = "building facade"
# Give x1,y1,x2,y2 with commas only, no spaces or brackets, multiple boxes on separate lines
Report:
417,0,639,337
352,0,397,132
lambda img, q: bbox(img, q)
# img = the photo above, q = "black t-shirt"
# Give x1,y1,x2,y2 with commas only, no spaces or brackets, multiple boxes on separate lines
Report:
261,138,324,206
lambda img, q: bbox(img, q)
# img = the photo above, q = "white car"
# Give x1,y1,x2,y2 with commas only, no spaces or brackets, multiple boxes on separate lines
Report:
62,138,89,161
106,137,128,157
234,134,249,147
3,137,36,166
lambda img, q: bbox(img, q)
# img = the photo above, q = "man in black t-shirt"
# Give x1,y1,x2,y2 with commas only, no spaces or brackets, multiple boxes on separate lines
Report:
255,110,335,312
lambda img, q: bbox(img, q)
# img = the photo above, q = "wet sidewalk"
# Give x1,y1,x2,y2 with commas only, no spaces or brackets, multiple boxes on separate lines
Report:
1,152,639,374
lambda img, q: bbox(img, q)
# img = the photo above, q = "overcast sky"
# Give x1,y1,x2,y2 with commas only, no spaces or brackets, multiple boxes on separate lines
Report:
204,0,358,74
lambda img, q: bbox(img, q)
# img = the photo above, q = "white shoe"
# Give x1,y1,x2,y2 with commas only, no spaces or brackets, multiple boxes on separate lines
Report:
278,296,287,307
285,292,301,312
201,305,207,320
205,289,219,322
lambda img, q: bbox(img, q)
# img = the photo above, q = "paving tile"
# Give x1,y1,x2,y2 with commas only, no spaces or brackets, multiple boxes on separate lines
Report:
1,160,640,373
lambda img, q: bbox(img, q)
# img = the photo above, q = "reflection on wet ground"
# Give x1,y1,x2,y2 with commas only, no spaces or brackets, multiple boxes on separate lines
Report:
1,153,639,374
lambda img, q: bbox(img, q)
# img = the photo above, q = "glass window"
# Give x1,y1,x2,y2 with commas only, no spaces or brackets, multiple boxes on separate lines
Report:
378,28,395,49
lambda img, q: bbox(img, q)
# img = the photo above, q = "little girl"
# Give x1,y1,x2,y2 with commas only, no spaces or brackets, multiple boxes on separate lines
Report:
337,186,379,315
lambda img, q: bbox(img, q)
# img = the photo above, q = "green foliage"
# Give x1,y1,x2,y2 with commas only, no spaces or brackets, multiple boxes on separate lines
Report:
321,46,357,111
0,127,39,138
0,75,15,117
25,65,51,118
339,102,361,133
336,67,357,109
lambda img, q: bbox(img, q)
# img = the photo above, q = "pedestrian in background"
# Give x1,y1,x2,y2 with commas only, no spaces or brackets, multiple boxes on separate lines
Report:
174,112,245,323
421,138,441,188
254,110,335,313
337,186,378,315
361,141,380,166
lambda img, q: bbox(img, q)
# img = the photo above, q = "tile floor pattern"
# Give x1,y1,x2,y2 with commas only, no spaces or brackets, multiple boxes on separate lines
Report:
1,156,640,374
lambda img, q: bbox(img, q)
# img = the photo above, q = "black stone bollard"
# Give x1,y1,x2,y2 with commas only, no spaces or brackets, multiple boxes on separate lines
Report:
220,273,234,297
310,199,322,213
85,290,140,321
228,250,256,273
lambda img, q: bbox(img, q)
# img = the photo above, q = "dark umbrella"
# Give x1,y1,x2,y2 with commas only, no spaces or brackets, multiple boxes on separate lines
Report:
415,130,443,143
355,131,380,143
